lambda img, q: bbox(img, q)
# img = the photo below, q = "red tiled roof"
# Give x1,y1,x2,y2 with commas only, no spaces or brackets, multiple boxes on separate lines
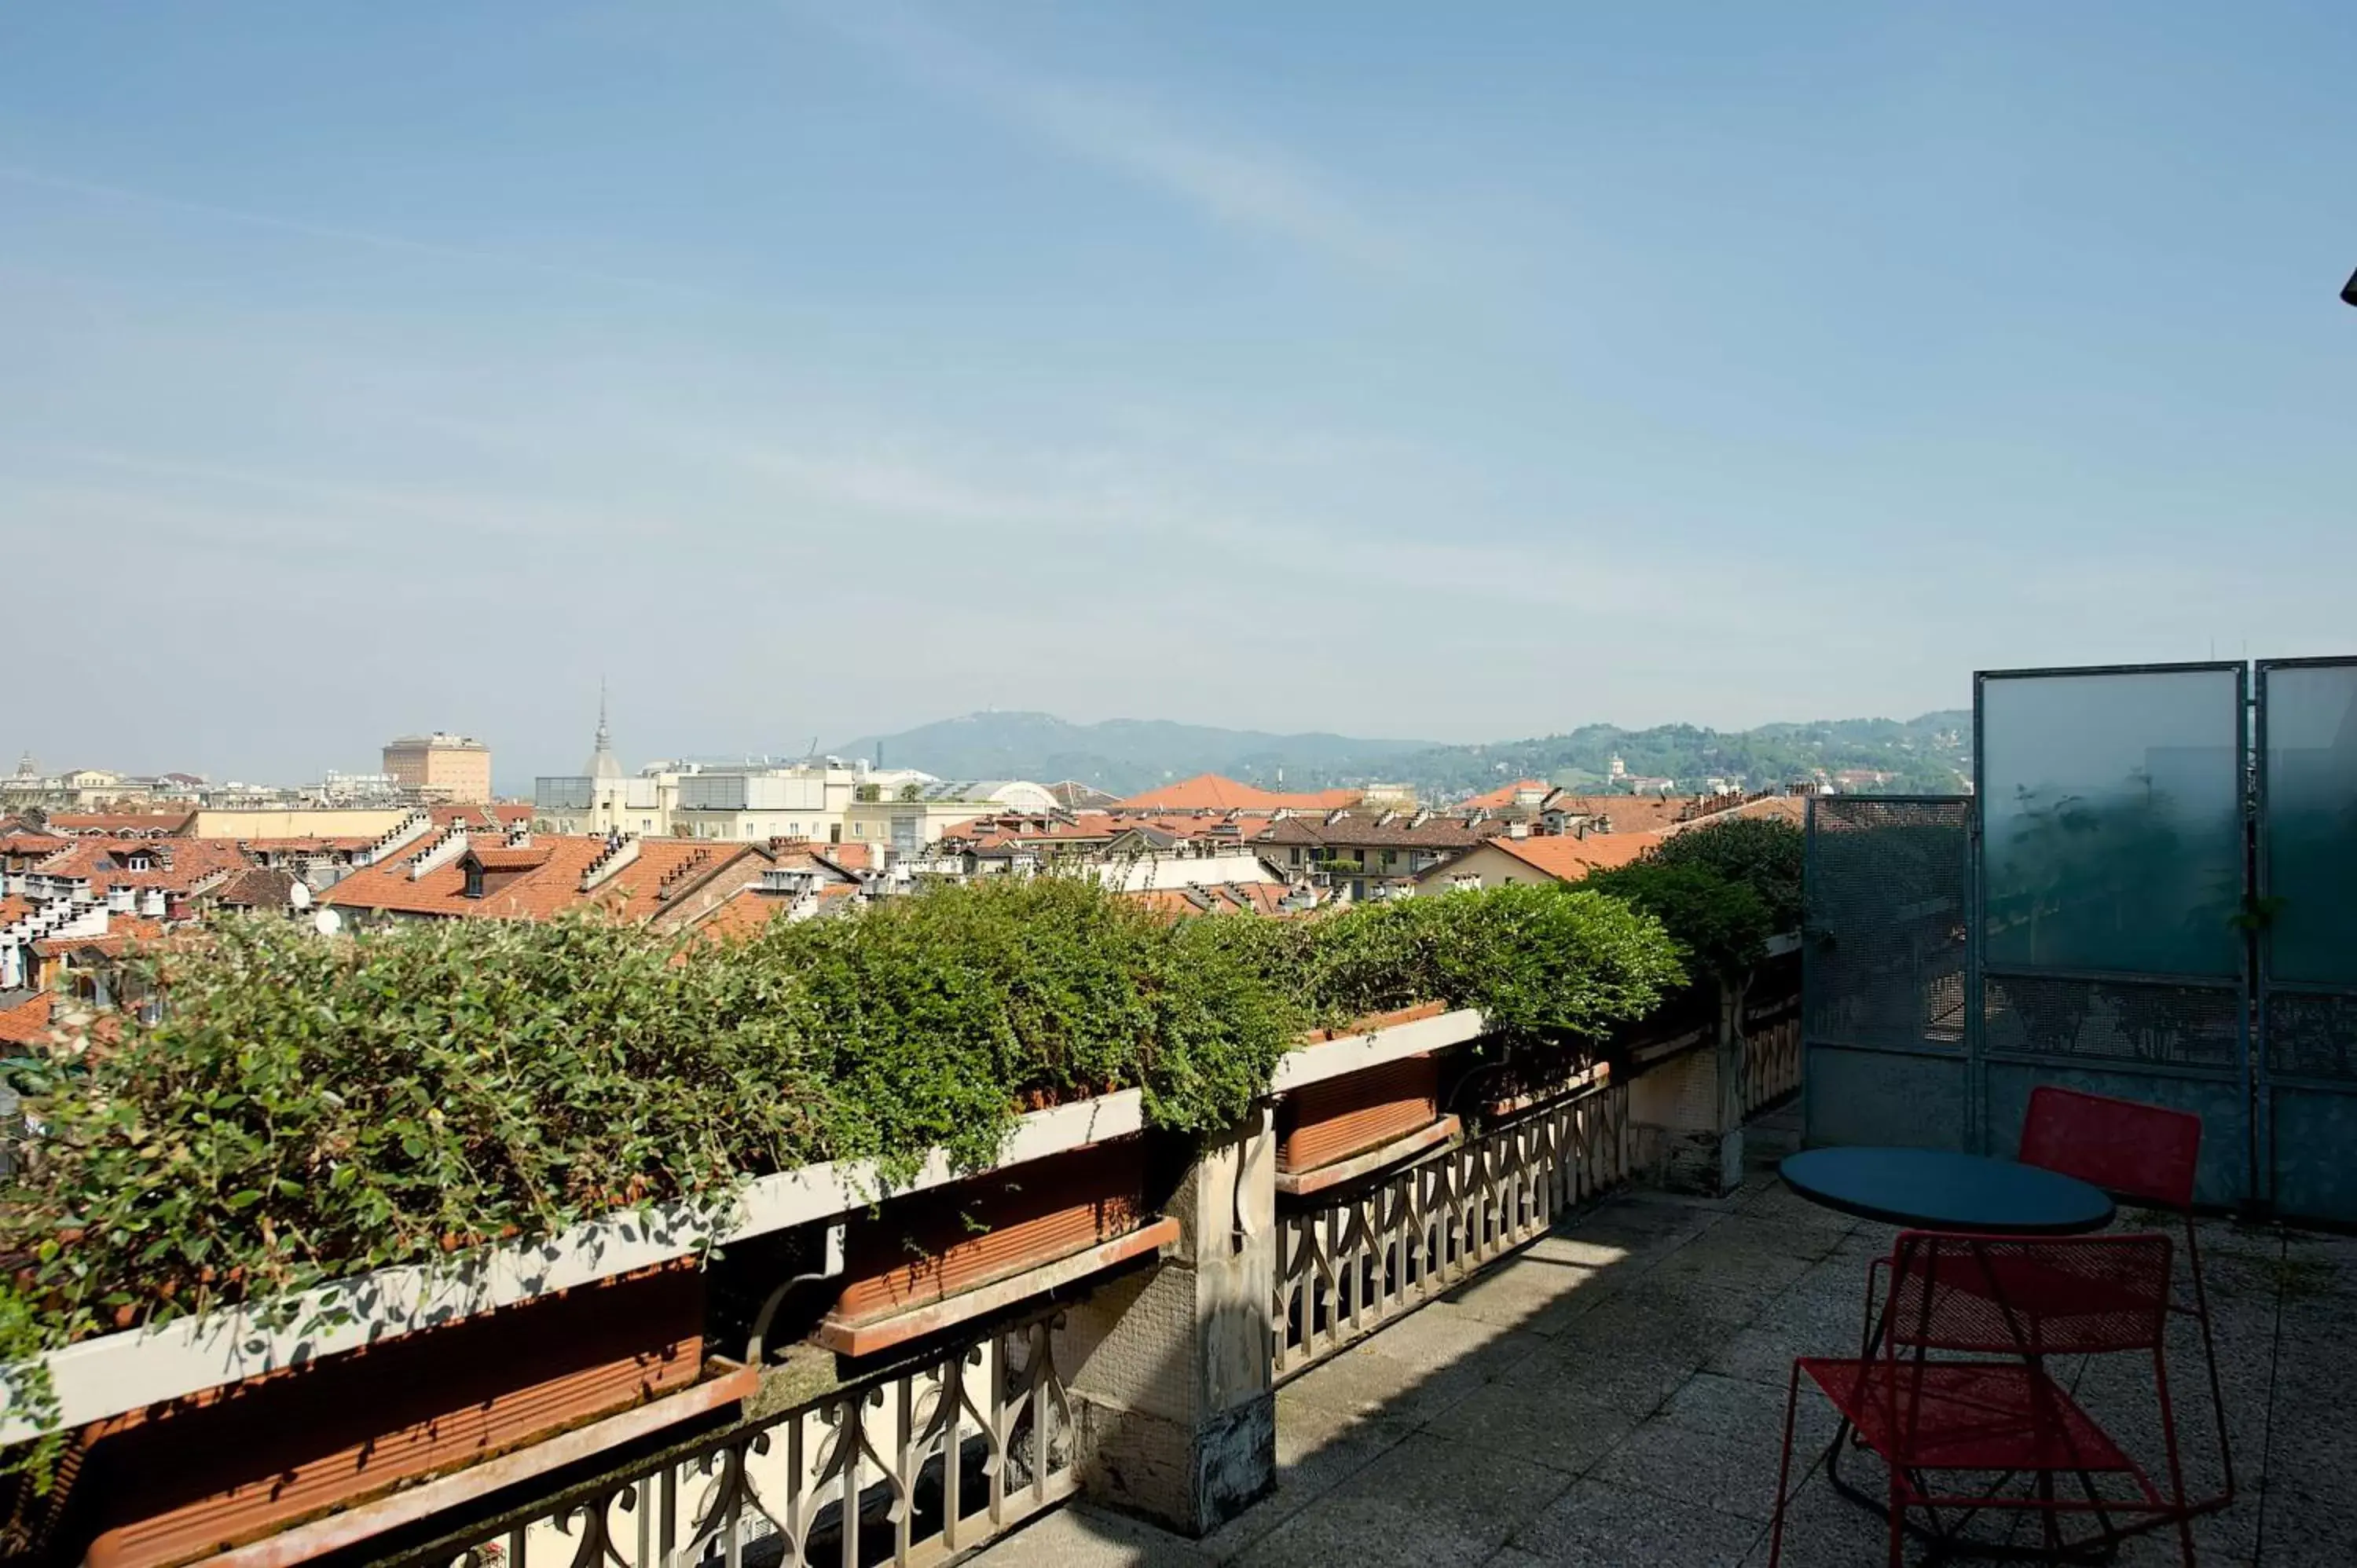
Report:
0,833,68,858
690,888,794,942
35,916,167,958
47,812,196,835
1460,779,1553,811
818,841,875,872
236,836,379,852
1666,795,1808,832
1548,795,1693,835
0,896,33,925
1113,775,1362,812
430,804,536,830
324,836,761,922
1123,881,1295,919
1249,812,1483,851
212,867,299,908
27,838,247,894
0,992,53,1046
467,845,554,870
1465,832,1663,883
940,814,1119,850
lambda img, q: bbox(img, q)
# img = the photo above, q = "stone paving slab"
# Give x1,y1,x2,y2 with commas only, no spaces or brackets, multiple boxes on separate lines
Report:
970,1167,2342,1568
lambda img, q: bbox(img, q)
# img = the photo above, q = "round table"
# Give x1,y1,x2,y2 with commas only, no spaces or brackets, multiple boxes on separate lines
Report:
1780,1146,2115,1235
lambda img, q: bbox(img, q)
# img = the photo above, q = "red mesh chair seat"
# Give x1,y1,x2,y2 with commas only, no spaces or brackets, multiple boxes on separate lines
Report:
1770,1231,2198,1568
1798,1358,2141,1480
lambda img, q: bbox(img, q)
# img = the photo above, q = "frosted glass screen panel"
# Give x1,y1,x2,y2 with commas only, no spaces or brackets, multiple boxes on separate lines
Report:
2263,662,2357,986
1981,669,2244,977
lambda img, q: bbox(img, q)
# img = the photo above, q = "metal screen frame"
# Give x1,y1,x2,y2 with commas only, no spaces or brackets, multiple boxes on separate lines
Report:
2254,655,2357,1222
1970,662,2255,1206
1802,794,1974,1152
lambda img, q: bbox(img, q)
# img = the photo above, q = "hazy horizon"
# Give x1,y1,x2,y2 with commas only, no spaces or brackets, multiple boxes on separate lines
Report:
5,3,2349,784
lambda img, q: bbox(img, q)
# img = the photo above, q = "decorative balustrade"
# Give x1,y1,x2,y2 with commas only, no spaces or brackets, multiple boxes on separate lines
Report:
1739,1016,1802,1116
1273,1076,1629,1376
404,1310,1076,1568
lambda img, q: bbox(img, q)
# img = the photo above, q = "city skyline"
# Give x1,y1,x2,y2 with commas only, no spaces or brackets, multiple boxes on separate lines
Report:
4,3,2352,782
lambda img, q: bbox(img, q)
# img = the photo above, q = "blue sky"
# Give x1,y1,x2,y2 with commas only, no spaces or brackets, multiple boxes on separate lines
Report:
2,2,2351,786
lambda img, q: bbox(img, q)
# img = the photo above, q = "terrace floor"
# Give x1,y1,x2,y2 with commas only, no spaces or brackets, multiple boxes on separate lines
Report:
973,1115,2357,1567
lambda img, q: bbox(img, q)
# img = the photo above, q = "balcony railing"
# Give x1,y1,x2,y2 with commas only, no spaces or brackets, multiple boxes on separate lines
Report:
398,1310,1075,1568
1275,1073,1629,1376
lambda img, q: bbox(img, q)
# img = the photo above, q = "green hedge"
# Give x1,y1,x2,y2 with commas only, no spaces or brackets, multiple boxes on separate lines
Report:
0,877,1681,1387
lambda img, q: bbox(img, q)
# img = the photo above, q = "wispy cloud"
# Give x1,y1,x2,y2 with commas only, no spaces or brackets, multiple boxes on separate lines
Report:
802,2,1414,272
0,165,719,301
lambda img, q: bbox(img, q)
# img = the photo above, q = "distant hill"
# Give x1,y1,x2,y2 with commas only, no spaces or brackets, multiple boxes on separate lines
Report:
827,713,1438,797
1380,711,1974,797
830,709,1972,799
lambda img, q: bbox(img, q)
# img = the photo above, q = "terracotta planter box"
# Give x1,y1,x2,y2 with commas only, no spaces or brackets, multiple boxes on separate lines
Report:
823,1139,1155,1343
67,1265,706,1568
1277,1054,1442,1175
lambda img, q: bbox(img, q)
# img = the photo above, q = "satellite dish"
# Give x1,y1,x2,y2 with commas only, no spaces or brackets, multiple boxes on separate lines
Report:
288,881,313,911
313,907,341,937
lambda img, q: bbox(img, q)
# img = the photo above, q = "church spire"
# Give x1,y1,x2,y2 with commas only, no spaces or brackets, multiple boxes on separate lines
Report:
585,680,623,780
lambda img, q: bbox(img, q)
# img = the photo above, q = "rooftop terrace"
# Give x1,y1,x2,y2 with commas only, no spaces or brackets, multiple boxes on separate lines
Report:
970,1114,2355,1568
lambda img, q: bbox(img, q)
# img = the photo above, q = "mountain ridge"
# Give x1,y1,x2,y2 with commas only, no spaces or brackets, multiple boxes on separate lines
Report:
829,708,1973,798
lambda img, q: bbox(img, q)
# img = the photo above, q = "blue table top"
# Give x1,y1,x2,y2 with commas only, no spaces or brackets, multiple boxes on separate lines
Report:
1780,1147,2117,1235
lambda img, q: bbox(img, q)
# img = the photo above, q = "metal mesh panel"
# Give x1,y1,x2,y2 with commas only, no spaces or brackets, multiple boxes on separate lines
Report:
2266,990,2357,1080
1805,797,1970,1054
1981,973,2241,1068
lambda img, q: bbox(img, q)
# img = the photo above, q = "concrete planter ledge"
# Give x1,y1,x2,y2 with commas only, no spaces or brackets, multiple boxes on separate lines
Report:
1267,1006,1484,1094
0,1008,1488,1446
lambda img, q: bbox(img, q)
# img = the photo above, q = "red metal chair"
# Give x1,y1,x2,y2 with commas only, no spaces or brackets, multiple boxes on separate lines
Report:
2019,1085,2232,1515
1769,1230,2197,1568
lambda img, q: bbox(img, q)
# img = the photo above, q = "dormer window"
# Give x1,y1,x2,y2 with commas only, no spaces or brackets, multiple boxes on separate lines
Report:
464,863,486,899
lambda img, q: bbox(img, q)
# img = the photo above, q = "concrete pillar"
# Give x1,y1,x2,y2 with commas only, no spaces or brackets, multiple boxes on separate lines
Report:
1628,984,1746,1197
1060,1110,1277,1535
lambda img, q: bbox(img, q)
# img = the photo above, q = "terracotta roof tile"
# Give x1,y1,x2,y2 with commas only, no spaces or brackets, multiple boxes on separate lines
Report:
27,838,247,894
35,916,167,958
0,833,68,858
1113,775,1362,812
1248,814,1483,850
0,992,53,1046
429,804,536,831
46,811,195,835
0,896,34,925
1471,832,1662,882
212,867,299,908
467,845,554,870
818,841,875,872
1548,795,1692,835
323,836,761,922
1459,779,1553,811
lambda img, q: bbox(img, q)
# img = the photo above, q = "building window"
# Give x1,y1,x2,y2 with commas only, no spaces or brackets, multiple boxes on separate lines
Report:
1382,849,1397,868
463,865,485,899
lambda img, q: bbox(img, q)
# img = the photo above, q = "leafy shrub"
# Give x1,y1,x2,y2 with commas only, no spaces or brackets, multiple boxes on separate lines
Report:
0,876,1679,1398
1583,860,1774,984
1639,815,1804,931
